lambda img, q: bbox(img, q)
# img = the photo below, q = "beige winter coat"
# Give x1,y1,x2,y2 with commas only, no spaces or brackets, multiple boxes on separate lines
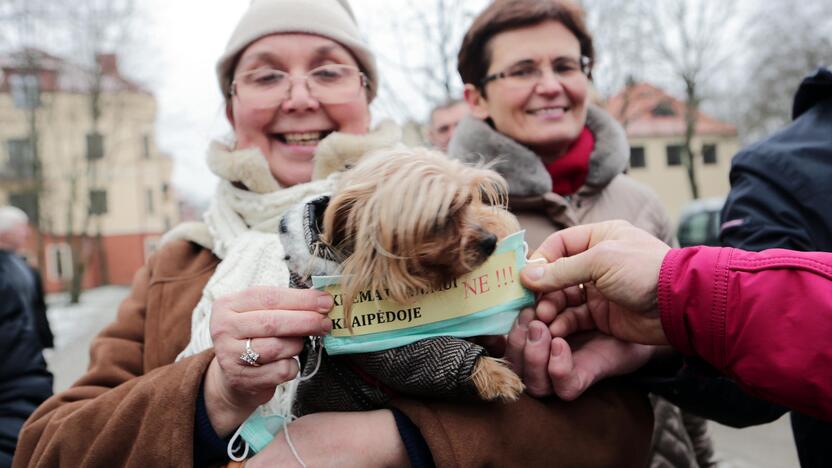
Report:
449,105,715,468
449,106,675,249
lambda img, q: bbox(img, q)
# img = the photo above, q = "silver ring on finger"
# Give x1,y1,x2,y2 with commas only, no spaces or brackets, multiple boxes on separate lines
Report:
578,283,587,302
239,338,261,367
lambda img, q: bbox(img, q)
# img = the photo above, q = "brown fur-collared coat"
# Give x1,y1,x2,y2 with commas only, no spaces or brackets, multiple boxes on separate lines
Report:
13,239,654,467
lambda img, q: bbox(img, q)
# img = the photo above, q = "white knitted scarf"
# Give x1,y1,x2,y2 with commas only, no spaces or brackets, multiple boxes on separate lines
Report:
169,122,401,420
174,142,335,417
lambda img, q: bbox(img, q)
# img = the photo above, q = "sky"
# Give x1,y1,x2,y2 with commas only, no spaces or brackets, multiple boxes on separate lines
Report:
143,0,248,205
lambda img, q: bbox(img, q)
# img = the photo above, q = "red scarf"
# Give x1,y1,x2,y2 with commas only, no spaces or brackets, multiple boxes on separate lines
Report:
544,127,594,196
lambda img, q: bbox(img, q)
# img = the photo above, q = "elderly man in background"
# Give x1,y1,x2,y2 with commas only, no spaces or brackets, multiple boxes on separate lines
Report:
426,99,469,151
0,206,52,468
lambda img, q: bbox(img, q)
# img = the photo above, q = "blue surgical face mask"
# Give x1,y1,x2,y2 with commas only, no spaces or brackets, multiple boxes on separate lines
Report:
238,412,286,454
236,232,535,456
314,231,535,355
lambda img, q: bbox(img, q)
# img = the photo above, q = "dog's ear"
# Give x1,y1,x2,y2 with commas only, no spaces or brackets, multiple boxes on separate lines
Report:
321,191,357,258
470,167,510,208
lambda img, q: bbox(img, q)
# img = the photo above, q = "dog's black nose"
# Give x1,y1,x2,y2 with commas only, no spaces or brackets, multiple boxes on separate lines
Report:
478,233,498,256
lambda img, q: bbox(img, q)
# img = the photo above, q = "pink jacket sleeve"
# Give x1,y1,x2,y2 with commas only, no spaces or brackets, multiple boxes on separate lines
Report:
658,246,832,420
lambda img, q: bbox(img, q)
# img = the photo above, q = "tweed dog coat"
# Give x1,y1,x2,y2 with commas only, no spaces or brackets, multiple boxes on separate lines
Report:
279,195,487,415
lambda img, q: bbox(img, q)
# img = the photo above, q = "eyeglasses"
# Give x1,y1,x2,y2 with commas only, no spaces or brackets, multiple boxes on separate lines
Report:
231,64,368,109
480,56,591,90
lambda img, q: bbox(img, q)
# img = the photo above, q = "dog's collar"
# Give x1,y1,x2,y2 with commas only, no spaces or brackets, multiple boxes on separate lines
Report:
279,194,342,287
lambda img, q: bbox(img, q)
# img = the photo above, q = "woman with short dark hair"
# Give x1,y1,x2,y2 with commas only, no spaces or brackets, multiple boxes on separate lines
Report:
451,1,714,467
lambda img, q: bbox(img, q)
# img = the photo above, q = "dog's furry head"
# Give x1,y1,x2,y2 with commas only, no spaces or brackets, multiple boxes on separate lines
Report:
321,147,520,320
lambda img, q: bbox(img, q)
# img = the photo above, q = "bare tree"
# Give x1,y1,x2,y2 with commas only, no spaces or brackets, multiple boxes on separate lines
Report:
736,0,832,140
358,0,486,123
580,0,651,133
50,0,143,302
1,0,145,302
639,0,737,199
0,0,63,274
580,0,648,100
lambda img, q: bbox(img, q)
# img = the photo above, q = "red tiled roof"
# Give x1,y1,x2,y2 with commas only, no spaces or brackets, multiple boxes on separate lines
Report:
0,48,150,96
604,82,736,138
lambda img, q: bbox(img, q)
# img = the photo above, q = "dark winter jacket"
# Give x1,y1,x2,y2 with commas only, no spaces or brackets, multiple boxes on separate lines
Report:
26,265,53,350
719,67,832,468
0,250,53,466
648,67,832,468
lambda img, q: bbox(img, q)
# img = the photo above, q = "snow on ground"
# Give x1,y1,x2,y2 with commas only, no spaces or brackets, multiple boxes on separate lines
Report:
44,286,129,392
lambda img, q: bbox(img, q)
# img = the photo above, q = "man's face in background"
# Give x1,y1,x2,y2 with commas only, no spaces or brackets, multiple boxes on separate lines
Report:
428,101,470,151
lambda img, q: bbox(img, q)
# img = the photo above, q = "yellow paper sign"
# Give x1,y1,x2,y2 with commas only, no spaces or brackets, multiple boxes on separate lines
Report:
318,249,526,336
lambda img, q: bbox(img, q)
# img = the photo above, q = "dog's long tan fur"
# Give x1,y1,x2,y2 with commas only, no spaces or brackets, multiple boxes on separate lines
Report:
322,147,519,320
320,147,524,401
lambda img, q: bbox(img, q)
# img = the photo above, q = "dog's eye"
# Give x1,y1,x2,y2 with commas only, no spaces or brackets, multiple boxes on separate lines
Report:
431,219,453,234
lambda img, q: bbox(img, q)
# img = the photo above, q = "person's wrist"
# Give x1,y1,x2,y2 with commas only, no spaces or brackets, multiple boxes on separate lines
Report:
204,358,258,437
370,410,411,467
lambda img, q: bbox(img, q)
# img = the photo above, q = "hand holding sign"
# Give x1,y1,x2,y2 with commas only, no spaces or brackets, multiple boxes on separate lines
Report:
507,221,670,400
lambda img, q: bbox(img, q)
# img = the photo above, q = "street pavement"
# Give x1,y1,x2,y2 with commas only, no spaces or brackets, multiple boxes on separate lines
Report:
43,286,800,467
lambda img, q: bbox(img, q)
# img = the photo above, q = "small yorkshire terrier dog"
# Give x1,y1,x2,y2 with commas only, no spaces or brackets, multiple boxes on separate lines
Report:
280,147,524,415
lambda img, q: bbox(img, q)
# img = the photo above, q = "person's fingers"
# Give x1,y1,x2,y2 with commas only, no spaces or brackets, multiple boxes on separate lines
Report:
233,336,305,364
563,284,585,307
548,304,597,337
521,248,598,293
217,286,333,314
504,308,535,374
225,357,301,392
527,221,632,263
535,291,567,324
548,338,592,401
522,322,554,397
214,309,332,340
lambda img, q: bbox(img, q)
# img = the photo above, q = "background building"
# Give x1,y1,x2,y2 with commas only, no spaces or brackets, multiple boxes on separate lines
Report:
605,82,740,222
0,49,179,294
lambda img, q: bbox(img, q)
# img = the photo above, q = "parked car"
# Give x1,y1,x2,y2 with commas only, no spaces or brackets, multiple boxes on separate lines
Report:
676,197,725,247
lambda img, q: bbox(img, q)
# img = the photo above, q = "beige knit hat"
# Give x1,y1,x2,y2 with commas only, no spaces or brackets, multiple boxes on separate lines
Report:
216,0,378,101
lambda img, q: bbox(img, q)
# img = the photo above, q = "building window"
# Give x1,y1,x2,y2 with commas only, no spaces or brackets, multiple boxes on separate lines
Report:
630,146,646,169
652,100,675,117
86,132,104,160
89,189,108,215
146,189,155,215
7,138,35,177
702,144,718,165
9,73,40,109
666,144,684,166
142,134,151,159
9,191,39,222
46,242,73,282
161,182,170,200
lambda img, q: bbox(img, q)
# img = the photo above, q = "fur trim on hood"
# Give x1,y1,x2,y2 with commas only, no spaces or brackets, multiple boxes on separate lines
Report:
205,120,401,195
448,105,629,197
313,120,401,179
207,142,281,194
163,121,402,248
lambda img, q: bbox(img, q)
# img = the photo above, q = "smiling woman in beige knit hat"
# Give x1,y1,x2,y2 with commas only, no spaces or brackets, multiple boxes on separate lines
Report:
14,1,653,467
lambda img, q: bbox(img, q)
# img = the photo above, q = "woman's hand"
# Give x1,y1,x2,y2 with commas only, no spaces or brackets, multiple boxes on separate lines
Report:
521,220,671,344
245,410,409,468
503,221,673,400
504,308,657,400
204,286,333,437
